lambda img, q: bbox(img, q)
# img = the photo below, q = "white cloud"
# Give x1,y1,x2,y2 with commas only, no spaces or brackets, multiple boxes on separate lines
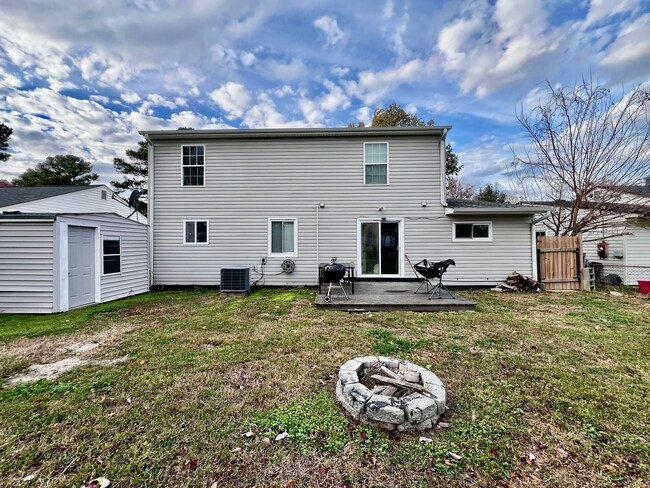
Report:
437,0,561,97
346,58,431,105
209,82,253,119
600,14,650,70
138,93,182,114
583,0,640,28
331,66,349,77
263,58,309,82
77,51,132,88
271,85,295,98
314,15,345,46
356,106,372,125
299,98,324,125
320,80,350,112
382,0,394,19
240,51,257,67
0,85,231,182
121,92,142,104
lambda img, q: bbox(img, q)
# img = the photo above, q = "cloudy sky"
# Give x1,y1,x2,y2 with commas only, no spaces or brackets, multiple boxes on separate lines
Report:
0,0,648,188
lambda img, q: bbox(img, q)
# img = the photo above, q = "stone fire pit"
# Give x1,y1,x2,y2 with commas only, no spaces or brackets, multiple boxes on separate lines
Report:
335,356,446,431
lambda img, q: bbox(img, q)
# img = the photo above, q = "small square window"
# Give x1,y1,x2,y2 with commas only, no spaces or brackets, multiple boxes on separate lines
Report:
184,220,208,244
182,145,205,186
269,219,297,256
453,222,492,241
102,237,121,274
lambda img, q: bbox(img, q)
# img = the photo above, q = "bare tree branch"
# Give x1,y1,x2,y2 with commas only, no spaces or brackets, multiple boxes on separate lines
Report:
510,78,650,236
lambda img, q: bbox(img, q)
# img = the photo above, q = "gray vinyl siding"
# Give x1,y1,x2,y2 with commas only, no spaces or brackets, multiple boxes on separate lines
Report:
0,221,55,314
444,216,534,285
61,214,149,301
152,135,534,286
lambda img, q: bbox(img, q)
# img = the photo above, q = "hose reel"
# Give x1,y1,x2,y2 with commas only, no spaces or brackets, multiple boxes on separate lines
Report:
281,259,295,273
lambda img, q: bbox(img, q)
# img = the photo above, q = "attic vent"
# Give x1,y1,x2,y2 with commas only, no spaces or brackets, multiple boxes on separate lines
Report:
101,190,107,200
220,266,251,293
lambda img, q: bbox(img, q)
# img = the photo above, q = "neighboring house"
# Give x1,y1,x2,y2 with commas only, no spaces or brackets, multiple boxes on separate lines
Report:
142,127,547,288
0,212,149,314
530,177,650,285
0,185,147,223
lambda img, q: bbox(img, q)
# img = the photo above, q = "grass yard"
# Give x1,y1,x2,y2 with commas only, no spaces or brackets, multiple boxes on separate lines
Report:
0,288,648,487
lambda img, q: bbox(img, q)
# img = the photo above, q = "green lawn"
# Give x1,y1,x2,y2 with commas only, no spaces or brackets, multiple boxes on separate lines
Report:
0,288,648,487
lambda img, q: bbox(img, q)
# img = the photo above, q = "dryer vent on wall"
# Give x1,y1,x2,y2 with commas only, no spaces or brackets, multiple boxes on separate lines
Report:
220,266,251,293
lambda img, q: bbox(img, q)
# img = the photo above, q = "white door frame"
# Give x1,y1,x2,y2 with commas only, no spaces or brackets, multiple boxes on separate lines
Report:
55,218,101,312
356,217,404,277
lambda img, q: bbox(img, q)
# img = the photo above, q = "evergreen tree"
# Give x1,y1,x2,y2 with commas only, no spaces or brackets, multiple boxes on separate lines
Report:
12,155,99,186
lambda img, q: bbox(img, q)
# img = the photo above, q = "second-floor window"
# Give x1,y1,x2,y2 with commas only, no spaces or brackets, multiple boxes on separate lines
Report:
182,145,205,186
364,142,389,185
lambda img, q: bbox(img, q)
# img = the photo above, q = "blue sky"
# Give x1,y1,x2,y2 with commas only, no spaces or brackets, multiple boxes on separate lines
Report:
0,0,648,189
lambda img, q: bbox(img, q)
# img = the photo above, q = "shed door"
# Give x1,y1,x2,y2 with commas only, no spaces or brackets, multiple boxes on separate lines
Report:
68,226,95,308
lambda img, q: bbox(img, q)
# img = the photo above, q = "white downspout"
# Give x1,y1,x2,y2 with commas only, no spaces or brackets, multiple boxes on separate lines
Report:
440,128,448,207
145,136,154,289
316,205,319,269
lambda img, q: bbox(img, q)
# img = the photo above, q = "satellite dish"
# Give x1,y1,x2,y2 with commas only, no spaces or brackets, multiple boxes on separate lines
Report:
128,189,141,208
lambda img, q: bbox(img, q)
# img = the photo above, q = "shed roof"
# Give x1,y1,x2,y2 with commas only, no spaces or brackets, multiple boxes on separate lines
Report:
0,185,101,208
446,199,550,215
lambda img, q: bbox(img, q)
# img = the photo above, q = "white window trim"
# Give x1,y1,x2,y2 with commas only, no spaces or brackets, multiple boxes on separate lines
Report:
268,218,298,257
452,221,493,242
180,144,206,187
101,235,122,276
183,219,210,245
363,142,390,186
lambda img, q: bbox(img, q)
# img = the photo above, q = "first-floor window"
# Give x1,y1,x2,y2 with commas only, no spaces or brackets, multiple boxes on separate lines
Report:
269,219,297,256
103,237,121,274
536,231,546,238
453,222,492,241
185,220,208,244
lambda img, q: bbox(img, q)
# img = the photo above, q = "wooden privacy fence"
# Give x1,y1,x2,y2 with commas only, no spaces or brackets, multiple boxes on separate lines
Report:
537,235,584,291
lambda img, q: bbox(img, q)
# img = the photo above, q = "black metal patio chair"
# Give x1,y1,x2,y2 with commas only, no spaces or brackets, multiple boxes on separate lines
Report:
413,259,456,299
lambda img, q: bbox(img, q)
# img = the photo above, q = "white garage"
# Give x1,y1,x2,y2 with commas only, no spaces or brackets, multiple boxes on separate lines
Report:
0,212,149,314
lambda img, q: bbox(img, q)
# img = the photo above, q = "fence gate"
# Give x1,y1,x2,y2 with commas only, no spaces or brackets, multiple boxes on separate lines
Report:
537,235,584,291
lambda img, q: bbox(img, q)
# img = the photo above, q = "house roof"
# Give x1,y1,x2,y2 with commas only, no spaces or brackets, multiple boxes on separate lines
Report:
601,184,650,197
445,199,551,215
0,185,101,208
140,126,452,141
524,200,650,217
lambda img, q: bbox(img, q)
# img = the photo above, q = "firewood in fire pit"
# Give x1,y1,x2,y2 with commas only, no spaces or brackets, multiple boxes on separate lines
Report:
371,374,428,393
402,370,420,383
381,385,399,396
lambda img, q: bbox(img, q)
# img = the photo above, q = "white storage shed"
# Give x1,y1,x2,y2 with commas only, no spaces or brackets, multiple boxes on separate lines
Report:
0,212,149,314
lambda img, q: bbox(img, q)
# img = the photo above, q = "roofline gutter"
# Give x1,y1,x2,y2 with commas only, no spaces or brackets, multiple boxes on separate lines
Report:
139,126,453,141
445,207,553,215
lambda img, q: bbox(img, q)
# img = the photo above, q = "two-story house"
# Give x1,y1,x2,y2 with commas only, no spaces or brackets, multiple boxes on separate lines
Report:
142,127,545,288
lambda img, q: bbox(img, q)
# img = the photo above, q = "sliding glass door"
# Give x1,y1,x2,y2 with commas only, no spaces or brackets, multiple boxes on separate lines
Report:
359,220,401,276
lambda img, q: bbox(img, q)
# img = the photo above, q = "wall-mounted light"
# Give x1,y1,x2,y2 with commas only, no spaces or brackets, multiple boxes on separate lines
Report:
319,202,326,208
421,201,427,207
377,206,384,211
